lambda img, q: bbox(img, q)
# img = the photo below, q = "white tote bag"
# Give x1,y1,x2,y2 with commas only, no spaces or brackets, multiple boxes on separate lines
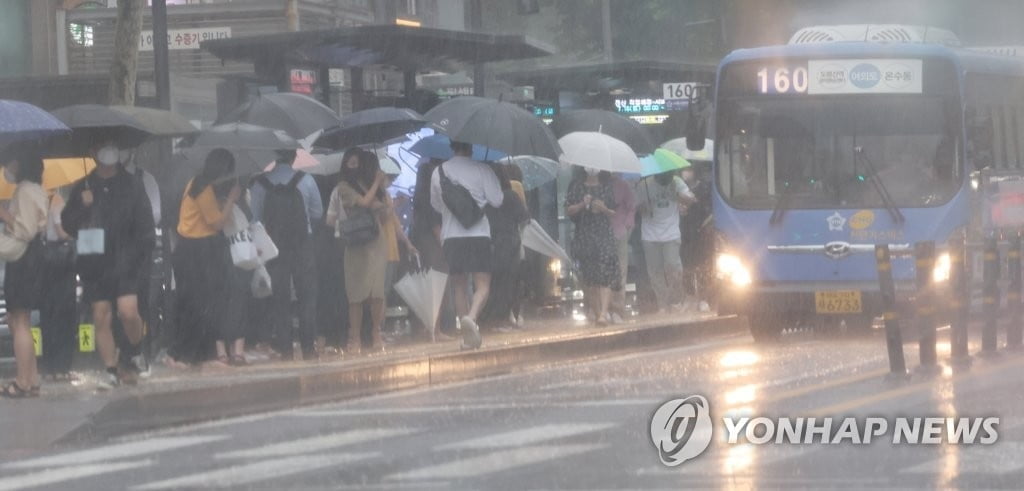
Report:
224,206,260,270
249,222,279,264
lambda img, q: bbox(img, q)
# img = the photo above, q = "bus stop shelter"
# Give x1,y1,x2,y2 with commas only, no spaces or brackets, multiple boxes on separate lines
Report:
201,24,552,113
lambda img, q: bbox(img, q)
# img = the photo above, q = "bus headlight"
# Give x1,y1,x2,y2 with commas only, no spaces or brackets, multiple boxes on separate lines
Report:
549,259,562,276
932,252,951,283
717,253,752,287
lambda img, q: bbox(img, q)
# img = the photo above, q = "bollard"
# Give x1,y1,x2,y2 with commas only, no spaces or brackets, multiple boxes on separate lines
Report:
982,235,1000,354
915,242,938,369
1008,232,1023,349
948,235,971,365
875,244,907,376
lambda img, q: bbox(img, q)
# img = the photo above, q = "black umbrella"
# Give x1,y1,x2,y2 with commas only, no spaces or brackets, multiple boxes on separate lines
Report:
550,109,656,155
218,92,341,141
110,106,198,137
51,104,152,152
180,122,299,177
315,107,431,150
425,96,561,160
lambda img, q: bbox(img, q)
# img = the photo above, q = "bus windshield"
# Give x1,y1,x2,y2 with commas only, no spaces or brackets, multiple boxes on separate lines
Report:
716,95,961,209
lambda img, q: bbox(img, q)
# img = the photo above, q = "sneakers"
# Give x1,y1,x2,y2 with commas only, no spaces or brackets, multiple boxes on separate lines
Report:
699,301,712,313
610,313,625,325
460,316,482,349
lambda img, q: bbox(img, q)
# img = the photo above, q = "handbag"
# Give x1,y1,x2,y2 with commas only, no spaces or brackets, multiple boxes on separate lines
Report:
338,207,379,247
227,227,260,270
439,165,484,229
250,222,279,264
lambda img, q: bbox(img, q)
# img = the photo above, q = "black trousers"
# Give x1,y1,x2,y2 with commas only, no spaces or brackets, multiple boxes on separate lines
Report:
169,235,230,364
265,239,318,355
39,254,77,375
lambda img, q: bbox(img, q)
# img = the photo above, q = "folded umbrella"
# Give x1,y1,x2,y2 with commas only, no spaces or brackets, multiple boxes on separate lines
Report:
394,267,449,337
218,92,341,141
558,131,642,173
639,148,691,177
425,96,561,161
409,133,507,162
315,107,430,150
522,219,570,263
0,157,95,199
0,100,70,146
109,106,198,137
507,155,559,190
551,109,656,155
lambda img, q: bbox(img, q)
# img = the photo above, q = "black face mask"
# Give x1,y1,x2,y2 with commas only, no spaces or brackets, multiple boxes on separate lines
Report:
655,173,673,186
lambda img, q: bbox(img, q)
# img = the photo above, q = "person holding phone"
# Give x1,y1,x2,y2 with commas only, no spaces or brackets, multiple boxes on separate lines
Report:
565,166,620,326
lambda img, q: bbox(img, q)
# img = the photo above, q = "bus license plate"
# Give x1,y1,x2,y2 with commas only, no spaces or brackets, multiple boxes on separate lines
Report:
815,291,862,314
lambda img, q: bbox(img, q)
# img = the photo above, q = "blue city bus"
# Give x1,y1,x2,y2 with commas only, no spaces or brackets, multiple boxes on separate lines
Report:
705,34,1024,341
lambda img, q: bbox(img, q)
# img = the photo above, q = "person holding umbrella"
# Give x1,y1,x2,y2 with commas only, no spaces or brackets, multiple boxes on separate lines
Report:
62,140,155,387
430,141,504,348
0,151,47,398
565,166,620,326
635,170,697,314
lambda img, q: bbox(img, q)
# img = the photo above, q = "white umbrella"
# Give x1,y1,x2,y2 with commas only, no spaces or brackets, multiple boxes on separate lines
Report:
558,131,642,173
661,138,714,162
307,149,401,176
521,219,570,263
507,155,559,190
394,267,449,339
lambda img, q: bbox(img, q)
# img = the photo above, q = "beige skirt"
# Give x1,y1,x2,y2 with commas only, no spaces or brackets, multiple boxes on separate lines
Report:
343,232,387,303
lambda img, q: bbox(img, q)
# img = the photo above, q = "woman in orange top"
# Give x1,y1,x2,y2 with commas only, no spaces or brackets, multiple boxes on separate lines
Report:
168,149,241,367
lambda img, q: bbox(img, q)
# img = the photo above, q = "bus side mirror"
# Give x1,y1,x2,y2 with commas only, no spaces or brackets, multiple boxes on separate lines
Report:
687,113,706,151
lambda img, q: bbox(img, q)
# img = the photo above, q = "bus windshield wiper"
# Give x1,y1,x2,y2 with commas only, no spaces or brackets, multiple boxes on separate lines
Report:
854,146,905,224
769,181,794,225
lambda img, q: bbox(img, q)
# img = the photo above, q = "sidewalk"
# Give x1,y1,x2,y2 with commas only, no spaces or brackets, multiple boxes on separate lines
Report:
0,312,740,461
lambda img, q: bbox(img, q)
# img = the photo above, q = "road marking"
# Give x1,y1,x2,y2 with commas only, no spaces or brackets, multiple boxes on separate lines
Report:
439,423,615,450
298,399,658,417
903,442,1024,475
0,460,151,491
385,444,604,481
215,428,418,459
132,452,377,490
2,436,226,470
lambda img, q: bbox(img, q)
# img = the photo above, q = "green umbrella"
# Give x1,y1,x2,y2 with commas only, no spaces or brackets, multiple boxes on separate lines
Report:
639,148,691,177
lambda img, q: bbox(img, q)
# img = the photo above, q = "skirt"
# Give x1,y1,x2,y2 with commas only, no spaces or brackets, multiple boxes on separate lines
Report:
4,237,44,310
343,233,387,303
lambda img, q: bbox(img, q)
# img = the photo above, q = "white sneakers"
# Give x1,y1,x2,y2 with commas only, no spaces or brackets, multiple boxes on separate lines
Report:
460,316,482,349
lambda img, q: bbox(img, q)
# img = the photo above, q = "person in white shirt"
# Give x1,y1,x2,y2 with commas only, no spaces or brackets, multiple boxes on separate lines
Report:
430,141,503,349
636,171,697,313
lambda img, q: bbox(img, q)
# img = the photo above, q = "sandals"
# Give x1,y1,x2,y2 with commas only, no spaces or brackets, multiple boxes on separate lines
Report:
1,381,38,399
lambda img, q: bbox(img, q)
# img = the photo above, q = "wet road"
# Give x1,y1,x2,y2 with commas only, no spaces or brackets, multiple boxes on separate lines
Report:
3,327,1024,489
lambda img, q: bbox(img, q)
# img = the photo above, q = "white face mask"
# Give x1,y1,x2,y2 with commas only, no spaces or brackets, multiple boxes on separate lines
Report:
119,148,133,165
97,146,119,167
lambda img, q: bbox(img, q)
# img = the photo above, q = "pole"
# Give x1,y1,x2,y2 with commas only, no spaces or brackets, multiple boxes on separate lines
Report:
949,233,971,365
152,0,171,110
875,245,907,377
982,234,1000,354
469,0,485,97
1009,232,1023,349
914,242,938,370
601,0,613,62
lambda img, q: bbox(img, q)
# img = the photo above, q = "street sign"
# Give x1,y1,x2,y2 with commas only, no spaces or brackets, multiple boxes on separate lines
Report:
31,327,41,357
79,324,95,353
139,27,231,51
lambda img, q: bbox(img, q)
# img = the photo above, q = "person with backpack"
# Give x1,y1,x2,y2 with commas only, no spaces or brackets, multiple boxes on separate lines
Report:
249,149,323,360
430,141,504,349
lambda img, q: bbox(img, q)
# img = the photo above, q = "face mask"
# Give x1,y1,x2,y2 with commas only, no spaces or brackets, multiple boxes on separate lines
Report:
119,148,133,165
584,167,600,177
97,146,119,167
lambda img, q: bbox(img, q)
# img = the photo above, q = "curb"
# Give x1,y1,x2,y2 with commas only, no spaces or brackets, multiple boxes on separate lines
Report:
57,315,742,445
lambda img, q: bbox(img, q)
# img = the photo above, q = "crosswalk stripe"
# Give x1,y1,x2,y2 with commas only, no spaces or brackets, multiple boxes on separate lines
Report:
131,452,377,490
2,436,227,470
0,460,152,491
438,423,615,450
215,428,418,460
296,399,656,417
903,442,1024,475
386,444,604,481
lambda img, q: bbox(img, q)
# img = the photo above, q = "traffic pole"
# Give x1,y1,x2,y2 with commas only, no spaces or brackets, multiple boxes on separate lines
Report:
982,234,1000,355
875,244,907,377
948,234,971,366
915,242,938,370
1008,232,1023,349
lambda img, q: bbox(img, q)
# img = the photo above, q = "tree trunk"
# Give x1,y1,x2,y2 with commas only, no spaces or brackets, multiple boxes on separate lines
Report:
286,0,299,31
108,0,144,106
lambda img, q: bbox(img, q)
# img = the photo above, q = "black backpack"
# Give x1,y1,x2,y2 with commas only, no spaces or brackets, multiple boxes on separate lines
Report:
439,164,484,229
256,172,309,250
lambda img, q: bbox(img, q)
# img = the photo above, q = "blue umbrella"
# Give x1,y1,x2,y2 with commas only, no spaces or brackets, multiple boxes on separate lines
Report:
409,133,506,162
0,100,70,146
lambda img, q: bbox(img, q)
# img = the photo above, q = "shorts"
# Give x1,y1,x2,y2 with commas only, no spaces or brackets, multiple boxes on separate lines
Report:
4,238,44,310
443,237,493,275
83,272,140,304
